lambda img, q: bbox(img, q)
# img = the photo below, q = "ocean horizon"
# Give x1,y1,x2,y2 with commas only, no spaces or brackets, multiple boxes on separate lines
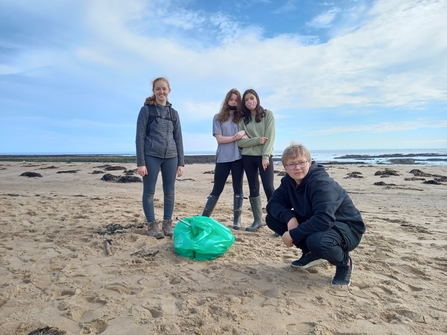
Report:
2,148,447,166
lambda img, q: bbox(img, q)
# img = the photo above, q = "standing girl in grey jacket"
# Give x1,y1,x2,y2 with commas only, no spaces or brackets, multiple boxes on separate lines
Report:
135,77,184,239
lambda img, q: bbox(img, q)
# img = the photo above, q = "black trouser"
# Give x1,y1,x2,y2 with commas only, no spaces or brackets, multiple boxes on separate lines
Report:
242,155,274,200
266,214,362,267
210,159,244,196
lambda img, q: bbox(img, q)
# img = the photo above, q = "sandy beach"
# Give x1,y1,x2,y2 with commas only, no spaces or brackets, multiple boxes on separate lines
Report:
0,161,446,335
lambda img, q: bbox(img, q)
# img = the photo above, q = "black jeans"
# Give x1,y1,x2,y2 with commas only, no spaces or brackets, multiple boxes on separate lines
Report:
266,214,362,267
242,155,274,200
210,159,244,196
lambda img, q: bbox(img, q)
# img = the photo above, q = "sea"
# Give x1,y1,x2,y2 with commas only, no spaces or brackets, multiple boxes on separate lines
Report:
3,148,446,166
185,148,447,166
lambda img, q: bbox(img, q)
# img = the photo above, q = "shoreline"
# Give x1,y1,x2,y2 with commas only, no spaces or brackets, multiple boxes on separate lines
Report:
1,153,446,165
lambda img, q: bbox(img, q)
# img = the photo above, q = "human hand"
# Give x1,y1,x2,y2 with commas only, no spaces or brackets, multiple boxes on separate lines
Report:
237,130,246,137
287,218,299,231
259,137,268,145
234,130,248,141
177,166,184,177
138,166,148,177
282,231,294,247
262,158,269,171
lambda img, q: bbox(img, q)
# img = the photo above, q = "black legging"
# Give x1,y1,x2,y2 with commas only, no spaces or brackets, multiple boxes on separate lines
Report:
210,159,244,196
242,155,274,200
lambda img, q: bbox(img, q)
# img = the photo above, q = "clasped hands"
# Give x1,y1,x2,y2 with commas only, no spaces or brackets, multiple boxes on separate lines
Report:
233,130,248,141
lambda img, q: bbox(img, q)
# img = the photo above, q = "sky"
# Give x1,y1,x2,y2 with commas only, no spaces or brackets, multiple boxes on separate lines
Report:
0,0,446,155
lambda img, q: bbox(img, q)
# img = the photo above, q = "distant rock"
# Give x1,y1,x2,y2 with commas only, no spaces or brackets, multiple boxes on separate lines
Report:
20,172,42,178
374,181,396,186
101,173,141,183
101,173,119,182
404,177,426,181
184,155,216,164
38,165,58,170
344,171,363,178
124,169,138,175
375,169,399,176
409,169,447,182
104,165,127,171
423,180,441,185
57,170,78,174
117,176,141,183
409,169,431,177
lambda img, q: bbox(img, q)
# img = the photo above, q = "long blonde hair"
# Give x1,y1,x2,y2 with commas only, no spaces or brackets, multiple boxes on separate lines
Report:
145,77,171,105
217,88,243,123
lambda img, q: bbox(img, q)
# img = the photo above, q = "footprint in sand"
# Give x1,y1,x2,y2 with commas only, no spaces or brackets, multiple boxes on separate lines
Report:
285,322,314,333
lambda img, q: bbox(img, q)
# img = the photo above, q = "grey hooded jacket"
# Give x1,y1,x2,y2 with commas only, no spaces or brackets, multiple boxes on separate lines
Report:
135,100,184,167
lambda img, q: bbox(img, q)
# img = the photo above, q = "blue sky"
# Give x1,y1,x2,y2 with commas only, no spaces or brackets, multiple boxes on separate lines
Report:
0,0,446,154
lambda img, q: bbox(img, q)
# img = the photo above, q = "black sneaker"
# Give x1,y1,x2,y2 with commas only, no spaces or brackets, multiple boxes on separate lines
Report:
291,252,327,269
331,258,353,286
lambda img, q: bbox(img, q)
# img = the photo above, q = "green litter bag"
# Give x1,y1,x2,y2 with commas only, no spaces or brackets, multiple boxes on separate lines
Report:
173,216,235,260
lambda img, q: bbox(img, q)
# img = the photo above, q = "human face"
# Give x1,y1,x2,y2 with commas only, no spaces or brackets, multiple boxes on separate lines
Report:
284,156,310,185
228,93,238,112
244,93,257,112
153,80,170,106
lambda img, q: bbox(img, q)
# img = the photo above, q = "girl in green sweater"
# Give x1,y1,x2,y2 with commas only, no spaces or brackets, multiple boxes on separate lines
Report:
238,89,276,231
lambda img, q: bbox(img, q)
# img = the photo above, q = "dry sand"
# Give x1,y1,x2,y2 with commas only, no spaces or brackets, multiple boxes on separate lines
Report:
0,161,446,335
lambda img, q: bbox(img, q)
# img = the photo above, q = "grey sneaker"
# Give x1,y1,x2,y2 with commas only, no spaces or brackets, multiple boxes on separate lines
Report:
291,252,327,269
331,258,353,286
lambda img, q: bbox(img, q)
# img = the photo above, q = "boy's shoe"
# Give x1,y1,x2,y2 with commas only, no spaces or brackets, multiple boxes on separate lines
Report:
291,252,327,269
331,257,353,286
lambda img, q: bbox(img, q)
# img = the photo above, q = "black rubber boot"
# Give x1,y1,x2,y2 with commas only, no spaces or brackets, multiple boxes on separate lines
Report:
245,196,264,231
202,194,219,217
233,194,243,230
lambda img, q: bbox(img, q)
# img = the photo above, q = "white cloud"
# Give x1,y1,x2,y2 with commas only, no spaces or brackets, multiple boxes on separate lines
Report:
181,100,221,120
306,7,341,28
272,0,298,14
309,119,447,136
2,0,446,153
4,0,447,112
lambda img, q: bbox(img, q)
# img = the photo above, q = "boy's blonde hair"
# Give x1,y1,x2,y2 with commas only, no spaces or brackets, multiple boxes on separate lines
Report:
281,142,312,165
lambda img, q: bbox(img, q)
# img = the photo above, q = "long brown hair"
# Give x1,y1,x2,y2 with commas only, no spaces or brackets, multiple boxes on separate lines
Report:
217,88,243,123
145,77,171,105
242,89,265,124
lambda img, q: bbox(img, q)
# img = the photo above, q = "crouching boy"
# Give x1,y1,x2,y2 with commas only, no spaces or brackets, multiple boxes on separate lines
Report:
266,143,366,285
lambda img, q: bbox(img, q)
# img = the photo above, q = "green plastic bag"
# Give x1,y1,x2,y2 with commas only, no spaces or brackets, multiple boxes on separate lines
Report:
173,216,235,260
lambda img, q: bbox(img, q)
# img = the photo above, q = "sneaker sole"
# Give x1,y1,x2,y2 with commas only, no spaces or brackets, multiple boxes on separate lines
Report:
291,258,327,269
